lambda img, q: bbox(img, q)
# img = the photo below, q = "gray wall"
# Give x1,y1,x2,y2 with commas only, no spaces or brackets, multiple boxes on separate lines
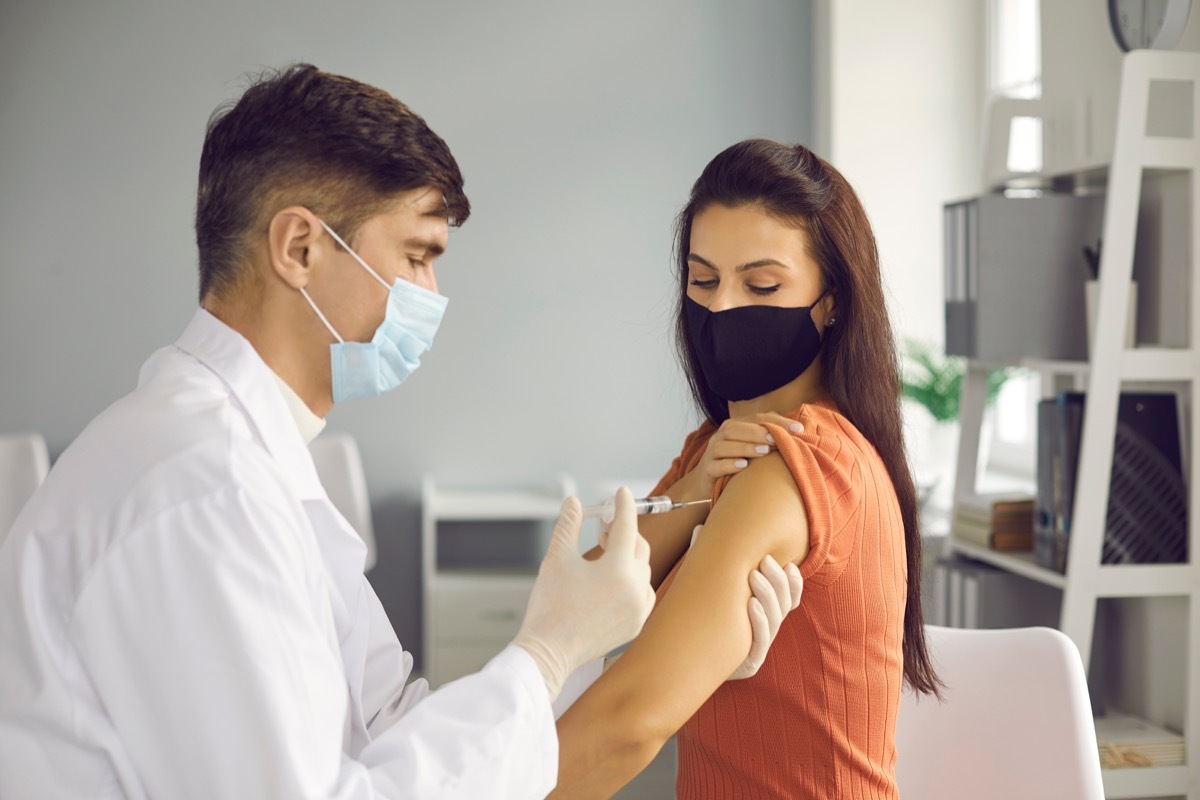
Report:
0,0,815,665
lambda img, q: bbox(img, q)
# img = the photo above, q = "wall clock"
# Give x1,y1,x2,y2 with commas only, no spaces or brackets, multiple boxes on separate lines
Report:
1108,0,1192,51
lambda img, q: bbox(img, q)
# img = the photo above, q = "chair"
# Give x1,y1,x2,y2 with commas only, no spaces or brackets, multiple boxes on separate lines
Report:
309,433,378,572
0,432,50,546
895,625,1105,800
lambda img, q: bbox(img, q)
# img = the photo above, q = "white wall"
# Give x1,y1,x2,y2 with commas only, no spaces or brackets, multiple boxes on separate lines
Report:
825,0,986,508
0,0,815,663
827,0,986,350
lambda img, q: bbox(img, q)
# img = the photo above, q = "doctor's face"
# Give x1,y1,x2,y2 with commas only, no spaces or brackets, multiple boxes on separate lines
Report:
315,186,449,342
685,203,831,327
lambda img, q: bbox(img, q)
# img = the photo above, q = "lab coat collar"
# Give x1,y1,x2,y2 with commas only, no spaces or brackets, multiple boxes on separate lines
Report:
170,308,328,501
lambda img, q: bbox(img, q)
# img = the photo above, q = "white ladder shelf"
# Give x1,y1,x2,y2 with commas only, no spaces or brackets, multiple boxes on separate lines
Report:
945,50,1200,800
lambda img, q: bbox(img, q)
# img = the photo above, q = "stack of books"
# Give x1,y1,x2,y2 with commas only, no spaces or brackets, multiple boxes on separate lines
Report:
1096,712,1186,769
952,492,1036,551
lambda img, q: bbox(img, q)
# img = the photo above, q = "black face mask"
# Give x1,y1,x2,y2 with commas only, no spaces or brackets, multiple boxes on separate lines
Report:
684,292,827,403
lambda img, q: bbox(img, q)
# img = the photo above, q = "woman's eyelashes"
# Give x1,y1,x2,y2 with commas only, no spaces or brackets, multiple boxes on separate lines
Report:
687,277,782,296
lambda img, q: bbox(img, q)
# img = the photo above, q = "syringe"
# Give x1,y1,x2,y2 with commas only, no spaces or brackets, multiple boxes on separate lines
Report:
581,495,712,522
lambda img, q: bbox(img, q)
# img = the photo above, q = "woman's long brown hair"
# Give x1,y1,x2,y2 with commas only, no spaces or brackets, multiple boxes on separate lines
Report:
673,139,940,696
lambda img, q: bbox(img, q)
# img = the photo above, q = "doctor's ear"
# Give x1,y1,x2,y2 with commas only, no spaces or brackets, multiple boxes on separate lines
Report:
267,207,325,290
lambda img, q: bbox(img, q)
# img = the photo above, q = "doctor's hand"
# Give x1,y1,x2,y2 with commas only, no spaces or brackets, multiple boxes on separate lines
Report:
729,554,804,680
512,487,655,701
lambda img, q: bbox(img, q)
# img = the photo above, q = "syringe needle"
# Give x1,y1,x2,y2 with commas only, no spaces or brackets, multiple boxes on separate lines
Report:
673,498,712,511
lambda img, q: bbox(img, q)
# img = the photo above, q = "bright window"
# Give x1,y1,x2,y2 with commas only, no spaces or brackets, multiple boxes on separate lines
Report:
989,0,1041,99
989,0,1043,174
984,0,1041,478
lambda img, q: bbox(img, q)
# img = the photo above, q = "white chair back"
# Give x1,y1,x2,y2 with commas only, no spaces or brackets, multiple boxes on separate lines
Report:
309,433,377,572
0,432,50,546
895,625,1105,800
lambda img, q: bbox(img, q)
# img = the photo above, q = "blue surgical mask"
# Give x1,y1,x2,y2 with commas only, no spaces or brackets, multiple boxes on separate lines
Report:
300,220,448,403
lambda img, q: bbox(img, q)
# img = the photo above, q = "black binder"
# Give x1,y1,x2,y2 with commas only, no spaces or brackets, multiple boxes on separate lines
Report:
1035,391,1187,573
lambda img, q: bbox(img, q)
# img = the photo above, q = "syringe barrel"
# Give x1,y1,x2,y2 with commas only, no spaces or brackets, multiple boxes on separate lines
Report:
581,495,676,520
635,496,675,515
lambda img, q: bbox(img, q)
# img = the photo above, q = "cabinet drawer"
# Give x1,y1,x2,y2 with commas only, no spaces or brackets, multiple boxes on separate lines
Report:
430,580,533,640
427,639,513,687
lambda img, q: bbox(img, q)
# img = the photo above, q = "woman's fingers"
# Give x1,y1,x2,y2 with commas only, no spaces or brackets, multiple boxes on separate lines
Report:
718,420,777,445
705,457,749,479
709,439,774,460
695,415,804,492
754,412,805,436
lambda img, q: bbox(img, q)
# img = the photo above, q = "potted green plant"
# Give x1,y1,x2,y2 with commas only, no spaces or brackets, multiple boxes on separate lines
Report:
901,339,1009,423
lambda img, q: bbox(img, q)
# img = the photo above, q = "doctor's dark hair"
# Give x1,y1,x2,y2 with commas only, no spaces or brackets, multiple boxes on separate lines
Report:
672,139,940,697
195,63,469,301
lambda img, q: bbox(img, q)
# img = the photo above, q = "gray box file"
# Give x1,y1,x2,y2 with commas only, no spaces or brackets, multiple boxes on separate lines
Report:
944,193,1104,361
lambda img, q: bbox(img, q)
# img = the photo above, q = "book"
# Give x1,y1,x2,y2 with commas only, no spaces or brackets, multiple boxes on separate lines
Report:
951,515,1033,550
956,491,1037,515
1034,399,1060,571
1057,393,1085,556
952,491,1034,550
1095,711,1185,769
954,508,1034,533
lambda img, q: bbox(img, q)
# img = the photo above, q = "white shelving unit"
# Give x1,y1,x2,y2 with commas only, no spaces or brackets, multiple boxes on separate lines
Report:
945,51,1200,799
420,474,575,687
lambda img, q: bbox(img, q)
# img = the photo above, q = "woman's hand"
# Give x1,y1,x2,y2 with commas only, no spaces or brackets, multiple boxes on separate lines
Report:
682,412,803,499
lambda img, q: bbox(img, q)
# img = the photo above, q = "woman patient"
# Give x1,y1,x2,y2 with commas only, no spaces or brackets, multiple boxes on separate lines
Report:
553,140,940,798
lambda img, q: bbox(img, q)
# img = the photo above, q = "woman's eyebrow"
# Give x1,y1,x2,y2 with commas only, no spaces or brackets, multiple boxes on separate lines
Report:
687,253,790,271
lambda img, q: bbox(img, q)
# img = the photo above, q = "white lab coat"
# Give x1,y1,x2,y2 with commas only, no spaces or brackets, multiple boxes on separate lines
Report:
0,309,558,799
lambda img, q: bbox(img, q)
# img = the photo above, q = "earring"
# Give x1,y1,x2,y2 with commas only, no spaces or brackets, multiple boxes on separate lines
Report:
826,316,836,327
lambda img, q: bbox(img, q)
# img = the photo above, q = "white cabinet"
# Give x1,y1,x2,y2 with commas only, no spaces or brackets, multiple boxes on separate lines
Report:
420,475,575,687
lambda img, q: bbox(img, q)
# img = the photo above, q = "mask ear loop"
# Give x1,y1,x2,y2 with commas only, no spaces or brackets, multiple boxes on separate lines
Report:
318,219,392,291
301,217,395,343
300,288,345,343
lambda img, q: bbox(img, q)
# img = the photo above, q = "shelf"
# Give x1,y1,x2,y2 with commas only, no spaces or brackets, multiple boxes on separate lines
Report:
947,539,1067,589
1122,349,1199,381
1143,137,1200,171
421,475,575,687
968,50,1200,800
1020,357,1091,378
1102,765,1190,798
430,568,538,585
426,488,567,521
948,538,1196,598
1094,564,1195,598
1021,349,1199,382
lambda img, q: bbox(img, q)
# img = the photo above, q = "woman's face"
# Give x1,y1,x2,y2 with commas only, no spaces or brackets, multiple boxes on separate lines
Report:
685,203,832,326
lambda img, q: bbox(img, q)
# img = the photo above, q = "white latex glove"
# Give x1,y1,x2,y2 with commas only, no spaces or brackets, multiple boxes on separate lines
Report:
689,525,804,681
512,487,655,700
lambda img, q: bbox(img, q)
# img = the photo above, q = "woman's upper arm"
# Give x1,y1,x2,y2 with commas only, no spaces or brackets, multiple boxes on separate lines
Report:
566,451,809,739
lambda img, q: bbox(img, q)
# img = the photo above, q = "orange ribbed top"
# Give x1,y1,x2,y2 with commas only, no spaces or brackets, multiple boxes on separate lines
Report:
653,400,906,799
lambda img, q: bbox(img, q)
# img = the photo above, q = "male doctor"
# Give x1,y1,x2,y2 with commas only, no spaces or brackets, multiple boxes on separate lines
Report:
0,65,801,798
